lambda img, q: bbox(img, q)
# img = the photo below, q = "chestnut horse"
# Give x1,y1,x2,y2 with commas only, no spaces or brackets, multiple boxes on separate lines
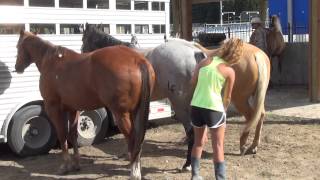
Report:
15,31,155,179
81,25,270,170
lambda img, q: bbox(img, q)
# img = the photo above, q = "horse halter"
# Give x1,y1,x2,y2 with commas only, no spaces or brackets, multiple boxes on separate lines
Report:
16,41,32,69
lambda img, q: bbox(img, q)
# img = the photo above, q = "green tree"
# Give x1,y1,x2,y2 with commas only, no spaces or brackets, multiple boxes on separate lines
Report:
223,0,260,14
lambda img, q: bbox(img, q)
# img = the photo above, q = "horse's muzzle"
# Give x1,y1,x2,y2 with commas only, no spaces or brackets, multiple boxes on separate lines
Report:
14,66,25,74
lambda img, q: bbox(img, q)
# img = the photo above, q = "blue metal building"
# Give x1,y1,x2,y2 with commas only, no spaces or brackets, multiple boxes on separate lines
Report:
268,0,309,34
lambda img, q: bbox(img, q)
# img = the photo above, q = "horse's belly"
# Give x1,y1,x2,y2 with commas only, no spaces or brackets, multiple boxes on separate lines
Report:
60,94,103,111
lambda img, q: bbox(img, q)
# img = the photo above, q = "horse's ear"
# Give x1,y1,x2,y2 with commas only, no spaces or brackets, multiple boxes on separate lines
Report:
20,29,24,36
85,22,89,30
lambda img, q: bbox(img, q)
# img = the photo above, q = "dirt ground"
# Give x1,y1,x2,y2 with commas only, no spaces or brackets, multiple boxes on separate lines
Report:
0,86,319,180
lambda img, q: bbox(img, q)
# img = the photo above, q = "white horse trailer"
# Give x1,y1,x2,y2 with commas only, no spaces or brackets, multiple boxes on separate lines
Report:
0,0,171,156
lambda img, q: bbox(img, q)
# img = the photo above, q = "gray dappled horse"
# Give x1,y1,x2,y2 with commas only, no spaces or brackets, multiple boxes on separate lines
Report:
81,24,270,171
82,24,204,170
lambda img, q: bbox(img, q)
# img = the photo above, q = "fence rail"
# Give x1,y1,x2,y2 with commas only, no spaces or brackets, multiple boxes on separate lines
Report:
192,22,309,43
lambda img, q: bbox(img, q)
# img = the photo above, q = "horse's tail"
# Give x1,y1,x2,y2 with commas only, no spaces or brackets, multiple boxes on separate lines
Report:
130,61,152,164
193,42,218,58
244,52,270,133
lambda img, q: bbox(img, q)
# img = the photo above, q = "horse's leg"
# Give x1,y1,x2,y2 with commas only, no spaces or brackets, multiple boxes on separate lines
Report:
247,111,266,154
277,52,285,73
130,147,142,180
45,104,71,174
232,96,254,155
268,55,275,88
114,111,141,180
67,110,80,171
170,97,193,171
113,111,132,158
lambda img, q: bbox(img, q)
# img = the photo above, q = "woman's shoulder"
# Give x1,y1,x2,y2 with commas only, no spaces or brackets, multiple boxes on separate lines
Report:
217,63,234,77
198,57,212,68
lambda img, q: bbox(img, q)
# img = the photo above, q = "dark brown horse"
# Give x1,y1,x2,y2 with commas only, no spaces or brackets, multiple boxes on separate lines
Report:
267,15,286,72
15,30,155,179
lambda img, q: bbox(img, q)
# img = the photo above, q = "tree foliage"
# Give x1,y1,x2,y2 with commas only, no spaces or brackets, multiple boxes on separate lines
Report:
223,0,260,15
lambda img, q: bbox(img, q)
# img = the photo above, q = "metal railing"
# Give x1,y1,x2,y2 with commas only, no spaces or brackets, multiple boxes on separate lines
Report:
192,22,309,43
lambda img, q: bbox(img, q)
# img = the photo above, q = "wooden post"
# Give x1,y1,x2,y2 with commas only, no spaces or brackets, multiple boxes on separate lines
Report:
309,0,320,102
259,0,267,21
181,0,192,41
172,0,182,37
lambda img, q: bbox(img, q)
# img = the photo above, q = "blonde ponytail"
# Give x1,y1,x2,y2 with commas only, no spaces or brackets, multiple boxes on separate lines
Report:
218,38,243,64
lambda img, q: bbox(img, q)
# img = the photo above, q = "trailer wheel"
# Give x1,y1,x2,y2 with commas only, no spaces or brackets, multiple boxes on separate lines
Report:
77,108,108,146
8,105,57,157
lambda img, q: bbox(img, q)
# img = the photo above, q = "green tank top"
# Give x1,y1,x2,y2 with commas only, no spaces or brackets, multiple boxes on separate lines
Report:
191,56,226,112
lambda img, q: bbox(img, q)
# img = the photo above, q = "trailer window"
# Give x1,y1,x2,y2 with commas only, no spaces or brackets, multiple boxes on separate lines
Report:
116,24,131,34
60,24,82,34
89,24,110,34
30,24,56,34
0,0,23,6
152,24,165,34
135,24,149,34
151,2,165,11
0,24,24,34
59,0,82,8
134,1,148,10
116,0,130,10
29,0,54,7
87,0,109,9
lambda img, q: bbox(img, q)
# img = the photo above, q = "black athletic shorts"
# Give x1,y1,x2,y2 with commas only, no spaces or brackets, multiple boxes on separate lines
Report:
190,106,226,128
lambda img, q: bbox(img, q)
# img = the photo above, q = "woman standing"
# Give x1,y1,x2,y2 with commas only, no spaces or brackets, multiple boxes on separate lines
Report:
190,39,243,180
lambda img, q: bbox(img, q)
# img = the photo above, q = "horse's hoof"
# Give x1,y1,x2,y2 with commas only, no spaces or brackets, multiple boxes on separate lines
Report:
130,173,141,180
240,145,257,155
181,164,191,172
247,146,258,154
71,157,81,172
57,165,69,175
240,146,249,156
70,163,81,172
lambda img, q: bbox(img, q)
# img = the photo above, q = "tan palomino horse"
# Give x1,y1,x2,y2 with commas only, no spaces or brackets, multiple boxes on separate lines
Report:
196,41,270,155
15,31,155,179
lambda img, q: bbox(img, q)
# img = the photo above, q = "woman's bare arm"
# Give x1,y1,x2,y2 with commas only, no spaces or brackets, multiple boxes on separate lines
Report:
222,66,235,110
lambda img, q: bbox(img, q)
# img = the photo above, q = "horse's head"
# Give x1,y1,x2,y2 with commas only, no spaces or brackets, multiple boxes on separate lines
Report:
81,23,102,52
15,30,34,73
82,23,134,52
270,15,282,33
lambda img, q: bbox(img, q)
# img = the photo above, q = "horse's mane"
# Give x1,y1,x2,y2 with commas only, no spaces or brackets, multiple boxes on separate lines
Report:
22,35,55,57
270,15,282,34
86,25,133,47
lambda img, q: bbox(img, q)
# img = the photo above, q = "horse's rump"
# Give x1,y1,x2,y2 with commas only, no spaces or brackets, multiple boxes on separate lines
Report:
90,45,154,163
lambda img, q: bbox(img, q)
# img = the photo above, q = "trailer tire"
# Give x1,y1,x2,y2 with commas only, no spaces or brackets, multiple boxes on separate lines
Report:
77,108,108,146
8,105,57,157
